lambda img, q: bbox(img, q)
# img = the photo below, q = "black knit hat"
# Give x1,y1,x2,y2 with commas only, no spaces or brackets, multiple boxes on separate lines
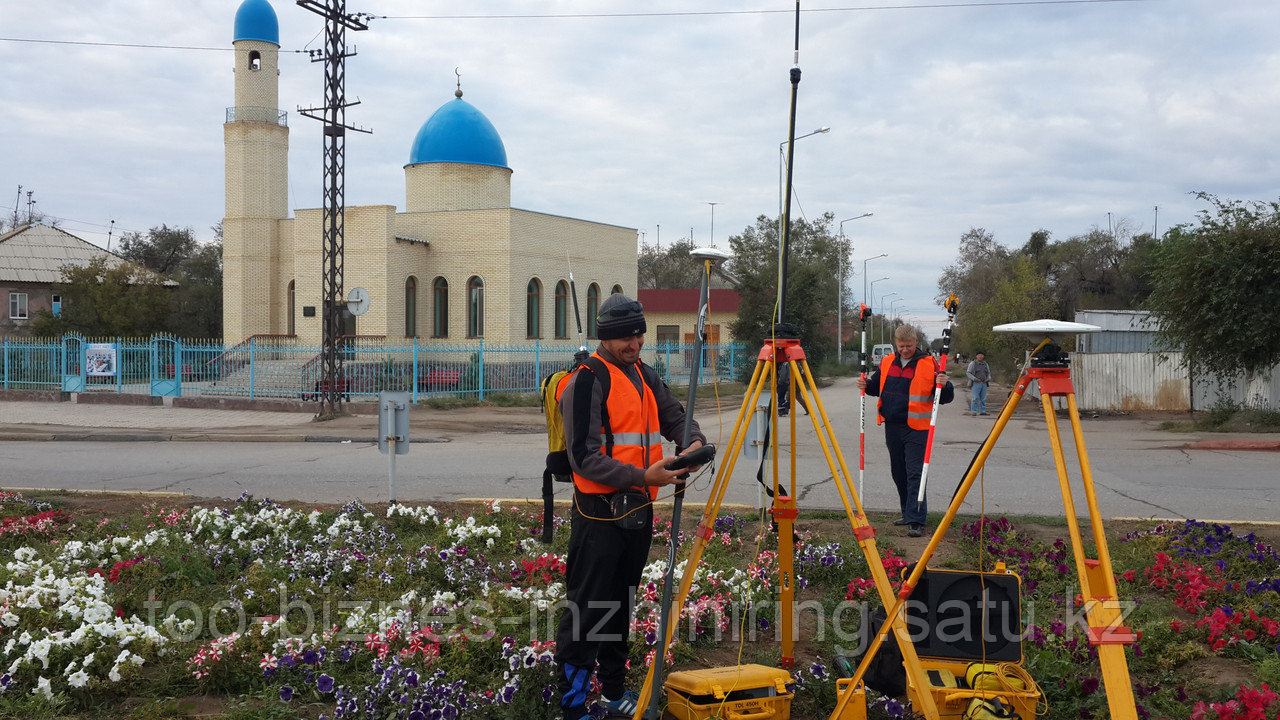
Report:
596,293,647,340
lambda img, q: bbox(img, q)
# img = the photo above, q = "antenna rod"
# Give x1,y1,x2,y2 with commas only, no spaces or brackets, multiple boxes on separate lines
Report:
777,0,802,325
567,254,587,355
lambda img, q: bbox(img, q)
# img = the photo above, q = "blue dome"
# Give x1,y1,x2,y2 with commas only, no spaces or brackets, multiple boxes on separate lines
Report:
234,0,280,45
407,98,509,169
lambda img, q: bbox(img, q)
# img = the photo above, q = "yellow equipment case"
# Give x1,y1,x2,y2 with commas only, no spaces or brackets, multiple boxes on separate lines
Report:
665,664,794,720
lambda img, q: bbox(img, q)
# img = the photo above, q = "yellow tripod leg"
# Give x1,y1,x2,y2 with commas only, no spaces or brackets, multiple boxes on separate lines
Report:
632,357,770,720
775,360,938,720
1040,390,1138,720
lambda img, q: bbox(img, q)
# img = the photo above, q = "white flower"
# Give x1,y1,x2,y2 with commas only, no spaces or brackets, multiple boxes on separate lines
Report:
33,676,52,699
67,670,90,688
108,665,122,682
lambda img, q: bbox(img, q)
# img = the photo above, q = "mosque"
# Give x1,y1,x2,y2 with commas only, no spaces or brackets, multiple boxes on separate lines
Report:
224,0,638,345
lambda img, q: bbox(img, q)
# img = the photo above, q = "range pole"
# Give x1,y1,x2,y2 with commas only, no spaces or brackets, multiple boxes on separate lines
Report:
297,0,370,417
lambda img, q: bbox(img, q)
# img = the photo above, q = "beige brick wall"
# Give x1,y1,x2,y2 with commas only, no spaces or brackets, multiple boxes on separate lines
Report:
222,217,279,343
405,163,512,212
644,309,738,345
232,40,280,110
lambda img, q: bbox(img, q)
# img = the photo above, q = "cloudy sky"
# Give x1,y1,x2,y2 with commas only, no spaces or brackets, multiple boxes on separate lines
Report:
3,0,1278,336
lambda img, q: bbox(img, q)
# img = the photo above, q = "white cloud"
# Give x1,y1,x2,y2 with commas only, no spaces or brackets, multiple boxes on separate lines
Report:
3,0,1280,335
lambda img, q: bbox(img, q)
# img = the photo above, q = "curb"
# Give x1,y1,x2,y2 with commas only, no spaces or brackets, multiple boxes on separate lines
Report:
0,432,450,443
1183,439,1280,452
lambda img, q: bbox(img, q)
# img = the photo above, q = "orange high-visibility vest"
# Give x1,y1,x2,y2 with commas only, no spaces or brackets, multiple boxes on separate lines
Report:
556,352,663,499
876,353,938,431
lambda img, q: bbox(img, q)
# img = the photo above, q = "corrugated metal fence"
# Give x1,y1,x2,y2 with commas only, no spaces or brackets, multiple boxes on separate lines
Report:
1074,351,1280,411
1,335,747,402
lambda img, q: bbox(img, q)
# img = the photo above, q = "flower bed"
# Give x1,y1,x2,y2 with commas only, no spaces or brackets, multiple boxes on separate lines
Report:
0,491,1278,719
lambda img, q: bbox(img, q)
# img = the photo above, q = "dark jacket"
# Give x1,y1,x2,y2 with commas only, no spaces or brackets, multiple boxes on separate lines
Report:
864,348,954,425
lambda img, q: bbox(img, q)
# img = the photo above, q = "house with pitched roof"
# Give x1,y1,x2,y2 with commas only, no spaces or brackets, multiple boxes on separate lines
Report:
0,223,126,336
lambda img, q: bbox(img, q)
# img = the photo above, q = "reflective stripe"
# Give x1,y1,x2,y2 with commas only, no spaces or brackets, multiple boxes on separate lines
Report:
908,394,933,402
907,411,933,420
613,431,664,446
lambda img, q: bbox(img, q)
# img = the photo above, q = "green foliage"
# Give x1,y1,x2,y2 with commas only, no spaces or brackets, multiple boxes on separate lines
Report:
939,221,1157,379
728,212,848,367
638,237,704,290
950,257,1056,378
30,257,173,337
1147,192,1280,378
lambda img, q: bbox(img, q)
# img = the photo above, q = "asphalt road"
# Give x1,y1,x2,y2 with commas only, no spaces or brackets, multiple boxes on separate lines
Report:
1,378,1275,522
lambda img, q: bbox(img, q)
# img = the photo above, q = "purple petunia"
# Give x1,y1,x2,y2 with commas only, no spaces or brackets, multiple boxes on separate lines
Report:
318,674,335,693
280,685,294,701
302,649,319,665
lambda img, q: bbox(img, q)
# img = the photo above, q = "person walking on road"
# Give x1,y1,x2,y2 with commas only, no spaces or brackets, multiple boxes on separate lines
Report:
553,293,706,720
966,351,991,416
857,324,953,537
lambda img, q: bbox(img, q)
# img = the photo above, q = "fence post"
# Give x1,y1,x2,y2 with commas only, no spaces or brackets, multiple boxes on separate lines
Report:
478,339,485,402
534,339,541,393
730,342,737,383
664,342,671,384
249,336,256,400
116,337,124,394
2,337,7,389
411,337,419,404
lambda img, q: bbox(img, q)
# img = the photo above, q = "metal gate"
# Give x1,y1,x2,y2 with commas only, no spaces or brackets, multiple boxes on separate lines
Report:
150,335,181,397
61,334,86,392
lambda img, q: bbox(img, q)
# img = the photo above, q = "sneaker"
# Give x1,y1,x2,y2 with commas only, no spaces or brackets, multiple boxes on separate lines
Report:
907,524,925,538
603,691,641,718
980,412,990,416
892,517,909,526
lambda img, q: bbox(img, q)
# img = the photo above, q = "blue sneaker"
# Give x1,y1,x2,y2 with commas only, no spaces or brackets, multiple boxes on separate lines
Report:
602,690,641,717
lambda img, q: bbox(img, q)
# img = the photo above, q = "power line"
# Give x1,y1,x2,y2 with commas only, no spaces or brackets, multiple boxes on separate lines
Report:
375,0,1151,20
0,0,1155,51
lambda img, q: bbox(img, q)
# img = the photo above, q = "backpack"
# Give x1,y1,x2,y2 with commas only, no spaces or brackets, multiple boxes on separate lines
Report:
539,354,665,542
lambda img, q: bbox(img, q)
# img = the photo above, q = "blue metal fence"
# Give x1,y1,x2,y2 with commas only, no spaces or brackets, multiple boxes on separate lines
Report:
0,335,746,402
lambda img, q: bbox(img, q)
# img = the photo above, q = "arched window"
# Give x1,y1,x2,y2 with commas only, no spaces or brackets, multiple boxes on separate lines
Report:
612,284,624,295
287,280,296,335
432,277,449,337
249,50,262,71
554,280,569,339
405,276,418,338
526,278,542,339
586,284,601,339
467,276,485,338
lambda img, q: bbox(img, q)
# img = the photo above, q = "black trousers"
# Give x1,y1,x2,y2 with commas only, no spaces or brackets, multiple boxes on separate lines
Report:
555,491,653,717
884,422,928,525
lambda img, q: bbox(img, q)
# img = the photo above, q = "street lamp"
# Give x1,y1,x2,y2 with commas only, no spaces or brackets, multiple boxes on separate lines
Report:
879,290,897,345
836,213,873,363
776,127,831,322
889,299,906,336
862,253,887,307
707,202,719,246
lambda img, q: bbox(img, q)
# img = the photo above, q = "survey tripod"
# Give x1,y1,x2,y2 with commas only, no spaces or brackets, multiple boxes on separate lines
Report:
634,326,1140,720
633,324,949,719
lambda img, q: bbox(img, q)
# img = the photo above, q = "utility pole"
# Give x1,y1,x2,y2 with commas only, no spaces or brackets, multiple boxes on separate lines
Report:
11,186,20,229
297,0,371,417
26,191,35,224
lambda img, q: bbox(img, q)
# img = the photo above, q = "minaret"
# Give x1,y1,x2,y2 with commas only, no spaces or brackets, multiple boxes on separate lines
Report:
224,0,288,343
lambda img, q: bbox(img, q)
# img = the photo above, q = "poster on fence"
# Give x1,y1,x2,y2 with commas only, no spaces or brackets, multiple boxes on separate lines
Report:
86,343,117,377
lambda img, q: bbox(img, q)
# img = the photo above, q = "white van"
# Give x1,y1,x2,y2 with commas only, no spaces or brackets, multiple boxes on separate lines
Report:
870,344,894,365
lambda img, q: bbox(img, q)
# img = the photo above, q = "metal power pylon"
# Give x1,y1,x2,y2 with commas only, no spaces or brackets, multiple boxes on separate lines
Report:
297,0,370,416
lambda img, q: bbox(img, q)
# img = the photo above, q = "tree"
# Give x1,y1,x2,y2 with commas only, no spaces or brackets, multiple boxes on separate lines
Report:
638,238,702,289
958,256,1057,378
1147,192,1280,379
114,223,223,337
728,212,848,368
30,257,172,337
117,224,198,275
